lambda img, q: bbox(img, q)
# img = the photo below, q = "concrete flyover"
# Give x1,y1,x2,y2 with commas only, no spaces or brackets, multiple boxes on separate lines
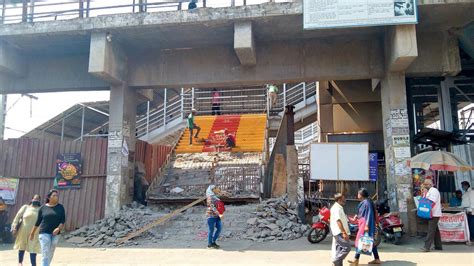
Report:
0,1,472,93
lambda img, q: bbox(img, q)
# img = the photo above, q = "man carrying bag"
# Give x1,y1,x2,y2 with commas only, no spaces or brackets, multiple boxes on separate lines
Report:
419,179,443,252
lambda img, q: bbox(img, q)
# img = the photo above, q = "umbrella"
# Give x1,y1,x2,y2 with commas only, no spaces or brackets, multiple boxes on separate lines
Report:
407,150,473,172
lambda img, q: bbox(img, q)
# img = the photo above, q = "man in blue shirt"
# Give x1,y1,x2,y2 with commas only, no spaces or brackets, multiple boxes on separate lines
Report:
449,190,463,207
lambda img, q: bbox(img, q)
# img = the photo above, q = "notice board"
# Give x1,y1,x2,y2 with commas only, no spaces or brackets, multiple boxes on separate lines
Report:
303,0,418,30
310,143,369,181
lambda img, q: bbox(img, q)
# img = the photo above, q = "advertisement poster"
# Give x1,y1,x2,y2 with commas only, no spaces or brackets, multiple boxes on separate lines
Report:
439,212,470,242
54,153,82,189
0,178,19,205
369,153,378,181
304,0,417,29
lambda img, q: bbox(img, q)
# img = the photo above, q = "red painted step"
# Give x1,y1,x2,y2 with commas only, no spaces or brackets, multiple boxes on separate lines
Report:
202,115,241,152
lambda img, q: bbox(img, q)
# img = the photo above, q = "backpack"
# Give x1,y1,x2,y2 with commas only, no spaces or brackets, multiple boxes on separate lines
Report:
417,197,434,219
216,200,225,215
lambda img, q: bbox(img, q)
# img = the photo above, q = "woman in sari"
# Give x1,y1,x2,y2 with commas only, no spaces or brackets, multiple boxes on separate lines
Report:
348,188,381,265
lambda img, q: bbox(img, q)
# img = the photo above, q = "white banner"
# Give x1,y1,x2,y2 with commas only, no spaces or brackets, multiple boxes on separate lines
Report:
438,212,470,242
304,0,418,30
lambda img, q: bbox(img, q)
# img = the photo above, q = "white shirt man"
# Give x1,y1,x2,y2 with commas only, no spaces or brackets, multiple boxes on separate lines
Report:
461,185,474,213
422,179,443,252
330,194,351,266
426,186,442,217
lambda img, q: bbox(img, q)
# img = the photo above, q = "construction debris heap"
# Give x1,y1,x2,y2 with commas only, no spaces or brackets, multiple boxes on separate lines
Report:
245,196,310,242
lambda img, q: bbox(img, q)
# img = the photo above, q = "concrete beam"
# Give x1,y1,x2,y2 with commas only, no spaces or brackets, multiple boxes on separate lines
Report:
129,38,384,87
407,31,461,77
0,41,24,76
0,54,108,94
89,32,127,85
385,25,418,72
234,21,256,66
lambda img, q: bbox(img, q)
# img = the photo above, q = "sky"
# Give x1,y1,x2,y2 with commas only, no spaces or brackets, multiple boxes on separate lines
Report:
4,91,110,139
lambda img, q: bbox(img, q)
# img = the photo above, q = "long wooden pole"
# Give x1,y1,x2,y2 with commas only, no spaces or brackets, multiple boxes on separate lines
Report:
116,197,206,244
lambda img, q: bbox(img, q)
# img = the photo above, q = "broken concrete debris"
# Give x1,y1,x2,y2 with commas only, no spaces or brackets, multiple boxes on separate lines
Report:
244,195,310,242
66,196,309,247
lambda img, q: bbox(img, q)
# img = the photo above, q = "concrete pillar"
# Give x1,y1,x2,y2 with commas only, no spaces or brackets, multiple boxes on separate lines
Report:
105,84,137,216
316,81,333,142
234,21,256,66
380,72,412,225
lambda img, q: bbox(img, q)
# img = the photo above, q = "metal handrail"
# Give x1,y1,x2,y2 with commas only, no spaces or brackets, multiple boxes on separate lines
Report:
0,0,289,24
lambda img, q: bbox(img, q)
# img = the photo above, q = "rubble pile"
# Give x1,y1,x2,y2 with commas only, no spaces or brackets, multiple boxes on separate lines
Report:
65,202,159,247
245,196,310,242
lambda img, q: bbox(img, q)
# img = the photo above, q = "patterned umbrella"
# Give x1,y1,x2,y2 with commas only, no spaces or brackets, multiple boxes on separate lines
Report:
407,150,472,172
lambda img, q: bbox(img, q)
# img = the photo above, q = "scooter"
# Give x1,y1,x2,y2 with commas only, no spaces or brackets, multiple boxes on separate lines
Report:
377,200,404,245
307,205,382,246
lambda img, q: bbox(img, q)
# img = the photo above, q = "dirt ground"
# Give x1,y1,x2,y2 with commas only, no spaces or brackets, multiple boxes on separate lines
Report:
1,236,473,265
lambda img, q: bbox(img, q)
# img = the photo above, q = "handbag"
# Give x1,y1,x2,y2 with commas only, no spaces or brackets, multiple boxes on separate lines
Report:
13,205,27,235
417,197,434,219
216,200,225,215
357,233,374,255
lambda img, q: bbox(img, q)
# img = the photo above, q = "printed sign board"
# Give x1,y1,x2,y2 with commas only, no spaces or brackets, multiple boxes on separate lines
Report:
54,153,82,189
0,178,19,205
304,0,418,30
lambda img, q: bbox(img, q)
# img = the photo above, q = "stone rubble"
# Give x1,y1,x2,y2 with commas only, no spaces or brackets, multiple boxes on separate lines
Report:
65,196,310,247
244,195,310,242
65,202,161,248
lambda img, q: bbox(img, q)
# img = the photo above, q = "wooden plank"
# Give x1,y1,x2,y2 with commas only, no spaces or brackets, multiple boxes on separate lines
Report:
271,153,287,198
116,197,206,244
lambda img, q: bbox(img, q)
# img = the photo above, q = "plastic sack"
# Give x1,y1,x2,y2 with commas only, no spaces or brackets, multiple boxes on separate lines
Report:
357,233,374,255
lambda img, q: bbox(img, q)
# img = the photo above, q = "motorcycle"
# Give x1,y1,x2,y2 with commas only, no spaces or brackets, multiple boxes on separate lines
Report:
307,205,382,246
377,200,404,245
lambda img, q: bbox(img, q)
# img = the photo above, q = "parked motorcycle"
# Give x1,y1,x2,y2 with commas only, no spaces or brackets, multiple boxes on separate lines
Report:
307,205,382,246
377,200,404,245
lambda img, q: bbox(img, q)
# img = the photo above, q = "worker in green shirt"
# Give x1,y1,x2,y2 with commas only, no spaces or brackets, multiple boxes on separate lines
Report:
266,84,279,108
187,109,201,144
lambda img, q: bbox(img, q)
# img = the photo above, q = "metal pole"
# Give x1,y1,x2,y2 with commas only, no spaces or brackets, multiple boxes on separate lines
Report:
79,0,84,18
1,0,5,24
303,82,306,105
163,88,168,125
283,83,287,107
146,101,150,136
61,117,65,141
22,0,27,22
86,0,90,17
180,88,184,119
28,0,34,22
191,87,195,110
80,106,85,141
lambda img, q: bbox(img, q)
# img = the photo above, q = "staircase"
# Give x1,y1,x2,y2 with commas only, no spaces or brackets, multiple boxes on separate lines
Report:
175,114,267,154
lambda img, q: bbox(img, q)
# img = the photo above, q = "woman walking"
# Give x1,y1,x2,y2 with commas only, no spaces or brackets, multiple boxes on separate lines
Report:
348,188,382,265
11,195,42,266
30,189,66,266
206,185,223,249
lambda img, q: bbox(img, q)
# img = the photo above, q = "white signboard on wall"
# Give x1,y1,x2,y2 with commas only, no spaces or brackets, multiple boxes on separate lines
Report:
304,0,418,30
310,143,369,181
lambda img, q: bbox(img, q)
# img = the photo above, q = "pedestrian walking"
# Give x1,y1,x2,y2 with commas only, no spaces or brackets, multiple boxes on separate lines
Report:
420,178,443,252
330,193,351,266
30,189,66,266
11,194,42,266
348,188,381,265
187,109,201,145
211,88,221,115
266,84,278,109
206,185,223,249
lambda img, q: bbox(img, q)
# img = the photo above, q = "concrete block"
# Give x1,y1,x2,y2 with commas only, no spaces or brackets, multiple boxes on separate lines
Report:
385,25,418,72
234,21,256,66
